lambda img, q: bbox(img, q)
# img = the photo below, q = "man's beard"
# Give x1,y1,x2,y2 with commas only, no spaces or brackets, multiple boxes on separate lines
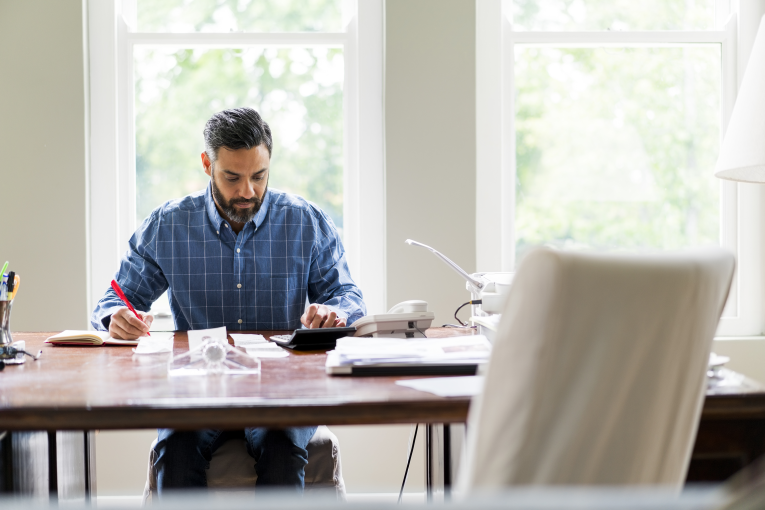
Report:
211,174,266,224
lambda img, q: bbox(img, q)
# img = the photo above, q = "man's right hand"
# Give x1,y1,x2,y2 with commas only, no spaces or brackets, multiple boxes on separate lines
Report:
109,307,153,340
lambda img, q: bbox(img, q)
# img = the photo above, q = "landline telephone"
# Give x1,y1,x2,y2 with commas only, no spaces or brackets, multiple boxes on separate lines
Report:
353,300,435,338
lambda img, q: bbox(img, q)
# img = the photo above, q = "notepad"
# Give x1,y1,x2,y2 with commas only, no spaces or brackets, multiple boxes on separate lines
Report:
45,330,141,346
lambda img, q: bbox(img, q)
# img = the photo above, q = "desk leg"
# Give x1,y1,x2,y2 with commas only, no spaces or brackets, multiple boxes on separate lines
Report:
1,432,12,492
48,431,57,501
443,424,452,498
425,425,433,502
85,431,97,502
425,424,459,503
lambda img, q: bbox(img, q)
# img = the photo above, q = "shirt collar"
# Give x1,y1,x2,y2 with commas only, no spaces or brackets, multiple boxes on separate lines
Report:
204,182,271,232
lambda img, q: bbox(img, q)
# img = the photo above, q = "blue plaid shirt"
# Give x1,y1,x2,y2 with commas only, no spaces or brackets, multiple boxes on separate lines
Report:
91,184,365,331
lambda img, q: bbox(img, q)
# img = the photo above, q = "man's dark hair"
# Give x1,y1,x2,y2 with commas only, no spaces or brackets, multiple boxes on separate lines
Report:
203,107,273,165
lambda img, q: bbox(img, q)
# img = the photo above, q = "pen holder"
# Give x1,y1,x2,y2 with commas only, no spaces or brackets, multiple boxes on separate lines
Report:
0,300,14,346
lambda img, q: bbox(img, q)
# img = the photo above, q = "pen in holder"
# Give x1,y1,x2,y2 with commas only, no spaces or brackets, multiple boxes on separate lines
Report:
0,300,13,346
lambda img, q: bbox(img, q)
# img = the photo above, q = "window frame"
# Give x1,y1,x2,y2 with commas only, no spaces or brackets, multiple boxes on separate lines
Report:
86,0,386,321
476,0,764,336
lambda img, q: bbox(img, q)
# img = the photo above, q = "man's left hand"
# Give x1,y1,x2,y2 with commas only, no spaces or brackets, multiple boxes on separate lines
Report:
301,303,347,329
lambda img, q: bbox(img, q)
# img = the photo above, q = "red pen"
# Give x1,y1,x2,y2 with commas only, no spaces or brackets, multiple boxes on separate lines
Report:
110,279,151,336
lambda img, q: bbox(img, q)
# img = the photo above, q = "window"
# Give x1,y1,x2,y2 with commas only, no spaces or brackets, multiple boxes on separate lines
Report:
87,0,385,318
132,1,347,233
476,0,763,335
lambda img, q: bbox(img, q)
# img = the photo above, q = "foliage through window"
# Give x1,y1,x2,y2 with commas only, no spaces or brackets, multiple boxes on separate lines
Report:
134,0,346,234
511,0,722,260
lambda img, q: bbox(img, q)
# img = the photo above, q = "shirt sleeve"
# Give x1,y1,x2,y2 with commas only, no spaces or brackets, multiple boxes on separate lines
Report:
90,209,169,331
306,207,367,325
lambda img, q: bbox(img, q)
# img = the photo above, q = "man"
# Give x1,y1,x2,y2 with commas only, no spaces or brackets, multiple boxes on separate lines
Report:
91,107,366,494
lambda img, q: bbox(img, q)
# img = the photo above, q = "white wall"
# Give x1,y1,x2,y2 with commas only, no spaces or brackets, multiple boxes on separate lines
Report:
0,0,89,331
385,0,477,323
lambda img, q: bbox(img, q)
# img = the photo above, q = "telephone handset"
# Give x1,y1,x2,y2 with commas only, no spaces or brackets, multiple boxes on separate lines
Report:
353,300,435,338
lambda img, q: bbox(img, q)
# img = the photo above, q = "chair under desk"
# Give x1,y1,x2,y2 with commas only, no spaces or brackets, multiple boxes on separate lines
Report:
0,329,764,499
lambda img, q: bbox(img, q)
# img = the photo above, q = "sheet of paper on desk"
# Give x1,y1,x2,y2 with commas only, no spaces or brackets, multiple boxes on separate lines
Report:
188,327,227,350
396,376,485,397
132,332,174,354
231,334,267,346
244,343,289,358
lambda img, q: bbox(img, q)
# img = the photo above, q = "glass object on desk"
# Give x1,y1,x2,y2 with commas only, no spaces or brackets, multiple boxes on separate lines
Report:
168,335,261,377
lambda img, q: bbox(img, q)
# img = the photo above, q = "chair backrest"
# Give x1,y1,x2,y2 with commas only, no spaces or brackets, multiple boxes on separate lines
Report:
459,247,735,492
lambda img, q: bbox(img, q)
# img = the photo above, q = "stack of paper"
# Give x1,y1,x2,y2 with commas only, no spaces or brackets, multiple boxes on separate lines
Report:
326,335,491,375
231,334,289,358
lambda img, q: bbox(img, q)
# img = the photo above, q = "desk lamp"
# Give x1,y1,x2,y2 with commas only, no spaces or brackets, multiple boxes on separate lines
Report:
716,16,765,182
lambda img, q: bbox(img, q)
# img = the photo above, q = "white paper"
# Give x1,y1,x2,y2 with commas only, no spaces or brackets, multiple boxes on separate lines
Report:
231,333,267,346
331,335,491,365
244,344,289,358
396,376,485,397
132,332,175,355
188,327,227,351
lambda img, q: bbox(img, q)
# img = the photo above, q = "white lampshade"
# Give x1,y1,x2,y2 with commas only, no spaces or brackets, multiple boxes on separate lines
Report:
716,15,765,183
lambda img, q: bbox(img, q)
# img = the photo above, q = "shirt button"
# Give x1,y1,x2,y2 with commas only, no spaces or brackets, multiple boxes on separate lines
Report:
238,319,243,324
237,283,242,288
216,230,219,235
237,248,240,253
224,224,229,228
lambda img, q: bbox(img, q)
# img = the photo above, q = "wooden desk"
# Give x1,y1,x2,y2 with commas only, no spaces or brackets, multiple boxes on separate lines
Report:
0,329,468,498
2,331,765,493
0,330,469,431
688,369,765,482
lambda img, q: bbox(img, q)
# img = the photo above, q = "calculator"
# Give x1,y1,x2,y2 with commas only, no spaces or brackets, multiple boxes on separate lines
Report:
269,327,357,351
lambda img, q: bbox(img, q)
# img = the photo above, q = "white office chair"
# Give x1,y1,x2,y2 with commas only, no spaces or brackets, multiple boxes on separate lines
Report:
142,426,345,504
459,247,735,492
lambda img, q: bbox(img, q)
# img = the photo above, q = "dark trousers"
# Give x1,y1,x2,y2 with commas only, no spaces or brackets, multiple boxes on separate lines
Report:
154,426,318,495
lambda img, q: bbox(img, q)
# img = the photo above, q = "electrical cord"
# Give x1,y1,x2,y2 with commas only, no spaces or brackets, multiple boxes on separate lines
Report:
0,346,41,370
398,424,419,504
453,299,482,327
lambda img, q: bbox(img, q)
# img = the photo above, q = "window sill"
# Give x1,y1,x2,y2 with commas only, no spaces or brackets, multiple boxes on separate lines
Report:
714,335,765,342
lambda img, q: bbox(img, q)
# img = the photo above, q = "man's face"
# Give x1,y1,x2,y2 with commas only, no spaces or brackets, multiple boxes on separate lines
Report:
202,145,270,225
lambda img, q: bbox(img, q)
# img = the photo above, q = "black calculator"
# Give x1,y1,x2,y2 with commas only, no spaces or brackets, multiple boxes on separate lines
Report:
269,327,357,351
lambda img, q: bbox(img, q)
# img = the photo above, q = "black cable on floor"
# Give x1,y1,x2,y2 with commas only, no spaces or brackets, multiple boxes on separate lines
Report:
398,424,419,504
